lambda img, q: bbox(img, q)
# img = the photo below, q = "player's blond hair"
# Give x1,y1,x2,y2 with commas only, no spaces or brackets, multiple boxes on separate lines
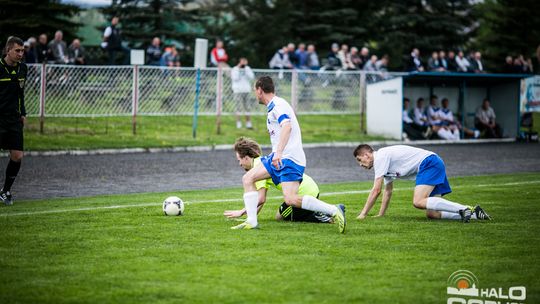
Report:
234,137,262,158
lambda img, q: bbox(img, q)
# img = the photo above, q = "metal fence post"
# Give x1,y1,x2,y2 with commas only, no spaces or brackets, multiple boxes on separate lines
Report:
216,66,223,134
359,72,367,134
39,63,46,134
192,68,201,139
291,70,298,112
132,65,139,135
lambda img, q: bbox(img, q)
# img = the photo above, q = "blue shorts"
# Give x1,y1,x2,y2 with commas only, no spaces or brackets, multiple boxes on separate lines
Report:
416,154,452,196
261,153,305,186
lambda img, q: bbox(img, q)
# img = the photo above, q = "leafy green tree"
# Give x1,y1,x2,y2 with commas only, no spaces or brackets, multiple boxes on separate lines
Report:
371,0,476,70
0,0,80,47
473,0,540,72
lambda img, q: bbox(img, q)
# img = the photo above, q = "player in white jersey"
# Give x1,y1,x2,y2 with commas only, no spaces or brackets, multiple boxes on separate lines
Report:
353,144,491,222
231,76,346,233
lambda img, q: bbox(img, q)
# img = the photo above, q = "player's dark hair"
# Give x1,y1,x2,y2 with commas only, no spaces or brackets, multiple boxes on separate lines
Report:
353,144,373,157
234,137,262,158
4,36,24,54
416,97,424,105
255,76,274,93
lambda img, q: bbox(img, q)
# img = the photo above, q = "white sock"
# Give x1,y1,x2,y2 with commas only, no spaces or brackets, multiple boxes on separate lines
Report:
426,197,467,213
437,128,452,140
243,191,259,226
441,211,477,220
301,195,338,215
440,211,462,220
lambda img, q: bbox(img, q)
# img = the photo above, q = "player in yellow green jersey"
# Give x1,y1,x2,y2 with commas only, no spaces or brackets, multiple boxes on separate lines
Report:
223,137,334,223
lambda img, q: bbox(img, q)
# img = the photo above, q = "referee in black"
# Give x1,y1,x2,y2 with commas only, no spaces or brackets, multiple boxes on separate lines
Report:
0,36,27,205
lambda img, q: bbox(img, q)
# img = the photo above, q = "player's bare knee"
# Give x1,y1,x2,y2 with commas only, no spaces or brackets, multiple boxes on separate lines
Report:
241,173,254,188
275,212,283,221
284,195,301,207
10,151,23,162
413,199,425,209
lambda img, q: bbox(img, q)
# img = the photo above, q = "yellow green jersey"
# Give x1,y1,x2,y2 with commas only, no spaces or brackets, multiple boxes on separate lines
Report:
253,157,319,196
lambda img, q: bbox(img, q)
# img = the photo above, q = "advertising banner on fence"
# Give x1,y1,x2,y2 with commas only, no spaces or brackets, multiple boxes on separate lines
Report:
520,76,540,112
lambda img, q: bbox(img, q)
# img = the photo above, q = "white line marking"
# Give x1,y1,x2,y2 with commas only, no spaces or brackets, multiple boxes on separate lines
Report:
2,180,539,217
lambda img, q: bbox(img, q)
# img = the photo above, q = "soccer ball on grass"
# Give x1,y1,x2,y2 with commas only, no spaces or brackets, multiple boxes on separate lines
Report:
163,196,185,216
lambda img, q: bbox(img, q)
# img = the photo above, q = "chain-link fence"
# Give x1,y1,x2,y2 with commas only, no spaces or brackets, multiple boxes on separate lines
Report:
24,64,402,133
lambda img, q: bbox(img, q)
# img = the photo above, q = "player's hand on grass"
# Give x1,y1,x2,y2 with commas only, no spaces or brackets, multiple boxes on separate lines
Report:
223,210,244,218
357,213,367,220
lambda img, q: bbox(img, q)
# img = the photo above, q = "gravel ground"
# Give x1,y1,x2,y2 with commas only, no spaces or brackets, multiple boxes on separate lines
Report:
1,142,539,201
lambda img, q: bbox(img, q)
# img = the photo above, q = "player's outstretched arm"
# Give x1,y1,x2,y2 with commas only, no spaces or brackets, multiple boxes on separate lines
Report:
357,177,383,220
376,182,393,217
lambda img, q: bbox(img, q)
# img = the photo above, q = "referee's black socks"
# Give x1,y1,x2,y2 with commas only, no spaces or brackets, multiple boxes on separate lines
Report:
3,159,21,192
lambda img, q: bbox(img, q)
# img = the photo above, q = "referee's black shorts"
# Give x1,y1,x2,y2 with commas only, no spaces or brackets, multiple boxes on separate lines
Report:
0,120,24,151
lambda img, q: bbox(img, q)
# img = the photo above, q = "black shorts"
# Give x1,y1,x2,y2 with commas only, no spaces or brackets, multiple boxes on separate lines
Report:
0,120,24,151
278,201,333,223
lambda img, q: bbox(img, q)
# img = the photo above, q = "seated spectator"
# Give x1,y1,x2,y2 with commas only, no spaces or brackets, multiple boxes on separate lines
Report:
413,97,429,129
146,37,162,66
455,51,470,72
402,98,427,140
162,45,181,67
295,43,308,69
407,48,424,72
210,39,229,68
306,44,320,70
48,30,69,64
470,51,485,73
427,95,459,140
503,56,514,73
439,98,479,139
439,50,448,71
269,46,292,69
68,38,85,65
447,51,458,72
324,43,342,70
36,34,50,63
428,51,443,71
24,37,38,63
475,98,502,138
363,55,378,71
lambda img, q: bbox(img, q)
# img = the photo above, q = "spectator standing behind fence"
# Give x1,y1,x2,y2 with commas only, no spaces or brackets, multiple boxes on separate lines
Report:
306,44,319,70
295,43,308,69
146,37,162,66
338,44,355,70
324,43,342,70
376,55,389,72
162,45,180,67
363,55,378,72
231,57,255,129
48,30,69,64
36,34,49,63
210,40,229,68
68,39,85,65
23,39,36,64
427,51,442,71
455,51,470,72
350,47,362,70
475,98,502,138
286,43,298,69
269,46,292,70
439,51,448,71
359,47,370,69
103,16,129,65
407,48,424,72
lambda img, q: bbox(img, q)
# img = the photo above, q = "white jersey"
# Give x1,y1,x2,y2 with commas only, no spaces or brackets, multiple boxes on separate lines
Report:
439,108,454,122
373,145,434,185
426,105,442,125
266,96,306,166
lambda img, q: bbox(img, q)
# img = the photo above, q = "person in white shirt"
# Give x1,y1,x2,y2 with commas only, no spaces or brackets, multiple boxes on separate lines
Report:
231,76,346,233
455,51,470,72
402,98,426,140
413,98,429,128
427,95,460,140
353,144,491,222
231,57,255,129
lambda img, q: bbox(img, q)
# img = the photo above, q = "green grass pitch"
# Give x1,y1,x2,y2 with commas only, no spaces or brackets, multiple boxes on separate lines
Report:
1,173,539,303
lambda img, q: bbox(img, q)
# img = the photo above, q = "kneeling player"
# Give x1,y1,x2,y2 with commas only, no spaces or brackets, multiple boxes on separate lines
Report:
353,144,491,222
224,137,333,223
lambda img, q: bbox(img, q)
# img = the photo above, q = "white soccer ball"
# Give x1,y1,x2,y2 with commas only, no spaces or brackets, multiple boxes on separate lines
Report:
163,196,185,216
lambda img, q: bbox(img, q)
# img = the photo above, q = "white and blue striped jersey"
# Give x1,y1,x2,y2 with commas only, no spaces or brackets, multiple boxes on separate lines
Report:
266,96,306,166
